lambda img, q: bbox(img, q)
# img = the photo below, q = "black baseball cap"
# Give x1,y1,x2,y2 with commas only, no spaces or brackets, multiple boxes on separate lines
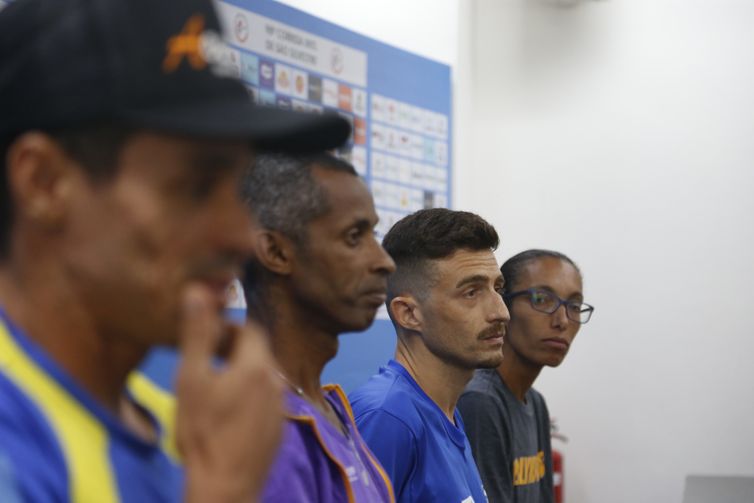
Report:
0,0,350,152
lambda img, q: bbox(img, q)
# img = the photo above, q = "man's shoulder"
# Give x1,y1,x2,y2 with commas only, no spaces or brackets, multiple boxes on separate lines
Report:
350,365,404,409
349,366,427,433
0,371,60,441
271,417,326,468
0,372,68,499
284,390,367,464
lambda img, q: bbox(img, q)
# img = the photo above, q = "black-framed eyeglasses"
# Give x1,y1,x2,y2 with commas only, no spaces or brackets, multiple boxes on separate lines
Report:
503,288,594,324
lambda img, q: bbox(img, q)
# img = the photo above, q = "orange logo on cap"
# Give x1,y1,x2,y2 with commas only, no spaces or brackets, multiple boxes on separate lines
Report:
163,15,207,73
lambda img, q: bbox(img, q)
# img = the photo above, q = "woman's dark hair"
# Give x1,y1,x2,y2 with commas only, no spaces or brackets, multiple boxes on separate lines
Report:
500,249,581,305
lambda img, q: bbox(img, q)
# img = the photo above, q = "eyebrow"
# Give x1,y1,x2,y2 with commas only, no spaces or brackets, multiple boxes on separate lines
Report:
337,217,376,237
348,218,375,231
455,274,503,289
530,285,583,300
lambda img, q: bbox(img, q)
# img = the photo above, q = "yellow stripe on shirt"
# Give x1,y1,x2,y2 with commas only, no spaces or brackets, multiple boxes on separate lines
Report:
127,372,180,462
0,321,119,503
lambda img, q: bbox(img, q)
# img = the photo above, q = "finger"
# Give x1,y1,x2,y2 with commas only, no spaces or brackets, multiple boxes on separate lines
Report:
178,284,224,374
214,323,240,361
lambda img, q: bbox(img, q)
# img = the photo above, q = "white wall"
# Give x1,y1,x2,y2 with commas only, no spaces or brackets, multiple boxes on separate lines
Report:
277,1,754,502
467,1,754,502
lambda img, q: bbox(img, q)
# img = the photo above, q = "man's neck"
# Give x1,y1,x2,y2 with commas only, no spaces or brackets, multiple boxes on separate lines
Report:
0,266,147,414
394,338,474,423
266,292,339,410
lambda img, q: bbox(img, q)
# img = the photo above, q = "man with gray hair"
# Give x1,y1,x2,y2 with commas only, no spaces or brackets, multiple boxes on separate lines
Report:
240,152,397,502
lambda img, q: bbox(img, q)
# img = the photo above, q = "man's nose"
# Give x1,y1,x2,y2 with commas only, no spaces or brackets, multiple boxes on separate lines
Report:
370,237,396,276
489,289,510,325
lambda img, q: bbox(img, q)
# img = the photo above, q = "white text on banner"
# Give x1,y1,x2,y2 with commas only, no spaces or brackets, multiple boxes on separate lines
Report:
217,2,368,88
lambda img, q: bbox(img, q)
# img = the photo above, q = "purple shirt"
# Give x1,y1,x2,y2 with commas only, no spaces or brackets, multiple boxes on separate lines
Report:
261,384,395,503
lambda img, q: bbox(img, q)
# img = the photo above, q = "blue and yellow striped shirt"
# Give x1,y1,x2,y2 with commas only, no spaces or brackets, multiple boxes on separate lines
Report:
0,309,183,502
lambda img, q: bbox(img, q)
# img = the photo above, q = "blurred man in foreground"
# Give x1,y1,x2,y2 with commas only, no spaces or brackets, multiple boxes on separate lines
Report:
0,0,349,500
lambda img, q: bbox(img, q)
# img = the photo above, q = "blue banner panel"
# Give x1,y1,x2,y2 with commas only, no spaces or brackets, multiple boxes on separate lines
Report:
142,0,452,393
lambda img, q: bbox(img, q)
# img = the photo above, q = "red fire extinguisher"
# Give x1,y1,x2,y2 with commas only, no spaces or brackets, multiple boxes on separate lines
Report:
551,418,568,503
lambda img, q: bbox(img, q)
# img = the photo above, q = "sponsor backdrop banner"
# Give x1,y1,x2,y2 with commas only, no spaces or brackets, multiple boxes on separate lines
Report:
140,0,452,393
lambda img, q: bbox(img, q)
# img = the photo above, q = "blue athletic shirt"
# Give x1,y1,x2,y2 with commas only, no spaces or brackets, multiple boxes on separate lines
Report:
0,309,183,502
349,360,488,503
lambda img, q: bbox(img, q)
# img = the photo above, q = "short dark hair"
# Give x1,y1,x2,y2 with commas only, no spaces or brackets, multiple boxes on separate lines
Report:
382,208,499,303
239,152,357,246
500,249,581,306
0,125,132,259
240,152,357,325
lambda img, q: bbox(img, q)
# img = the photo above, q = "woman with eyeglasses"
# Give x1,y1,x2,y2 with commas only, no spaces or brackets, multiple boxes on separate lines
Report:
458,249,594,503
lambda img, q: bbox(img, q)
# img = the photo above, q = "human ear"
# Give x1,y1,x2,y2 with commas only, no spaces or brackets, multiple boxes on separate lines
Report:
6,132,79,230
389,295,423,332
252,230,295,276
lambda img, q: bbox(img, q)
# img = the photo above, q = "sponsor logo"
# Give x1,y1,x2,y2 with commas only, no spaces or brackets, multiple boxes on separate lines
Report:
353,117,367,145
338,84,352,111
322,79,339,108
308,75,323,102
277,70,290,90
163,14,238,78
259,59,275,88
275,64,293,95
234,13,249,43
345,466,359,483
387,100,397,122
240,53,259,85
352,88,367,117
163,15,207,73
331,46,344,74
291,69,308,99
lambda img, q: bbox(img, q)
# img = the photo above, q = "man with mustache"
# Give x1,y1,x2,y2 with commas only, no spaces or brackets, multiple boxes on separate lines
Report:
0,0,350,500
458,250,594,503
350,208,510,502
240,152,397,502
